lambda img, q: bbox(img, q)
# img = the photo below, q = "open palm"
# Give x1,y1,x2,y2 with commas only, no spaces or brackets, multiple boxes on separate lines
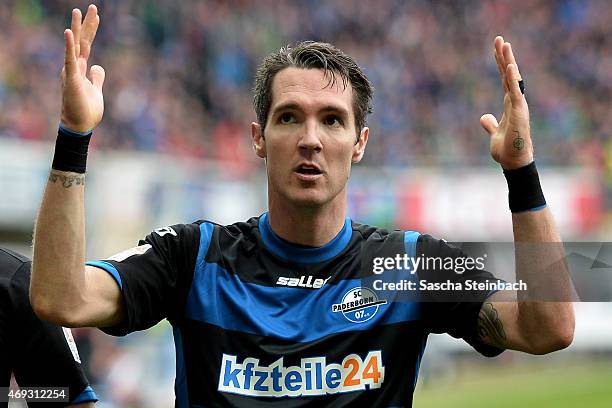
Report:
60,5,105,133
480,36,533,170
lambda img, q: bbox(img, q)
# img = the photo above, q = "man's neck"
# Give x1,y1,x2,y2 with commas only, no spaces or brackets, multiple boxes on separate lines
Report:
267,197,347,247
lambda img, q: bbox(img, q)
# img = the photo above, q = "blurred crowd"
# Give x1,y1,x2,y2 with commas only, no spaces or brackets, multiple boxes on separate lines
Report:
0,0,610,176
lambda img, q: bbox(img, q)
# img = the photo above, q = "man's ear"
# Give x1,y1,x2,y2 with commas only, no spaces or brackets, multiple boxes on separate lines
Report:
352,127,369,163
251,122,266,158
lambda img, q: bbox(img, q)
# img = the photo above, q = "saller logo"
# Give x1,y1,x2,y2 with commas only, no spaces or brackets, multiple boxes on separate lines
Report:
218,351,384,397
276,275,331,289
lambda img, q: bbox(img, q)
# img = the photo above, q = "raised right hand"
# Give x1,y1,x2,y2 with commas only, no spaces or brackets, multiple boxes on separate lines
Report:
60,4,105,133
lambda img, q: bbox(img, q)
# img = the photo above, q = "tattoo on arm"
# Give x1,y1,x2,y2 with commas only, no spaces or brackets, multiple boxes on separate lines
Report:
49,171,85,188
477,302,507,348
512,130,524,151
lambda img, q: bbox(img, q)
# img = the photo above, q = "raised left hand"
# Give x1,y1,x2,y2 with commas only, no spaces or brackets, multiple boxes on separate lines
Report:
480,36,533,170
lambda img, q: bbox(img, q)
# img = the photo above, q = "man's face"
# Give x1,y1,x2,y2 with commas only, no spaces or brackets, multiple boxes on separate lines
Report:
252,67,368,209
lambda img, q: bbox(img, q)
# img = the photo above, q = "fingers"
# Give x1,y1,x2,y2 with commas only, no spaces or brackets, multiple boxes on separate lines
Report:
89,65,106,90
80,5,100,61
66,4,99,80
71,8,82,58
502,42,522,81
64,29,78,77
494,36,508,93
494,36,524,98
480,113,499,136
506,64,524,105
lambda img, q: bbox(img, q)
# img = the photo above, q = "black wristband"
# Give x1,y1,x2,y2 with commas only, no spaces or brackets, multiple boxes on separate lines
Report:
503,161,546,213
51,126,92,173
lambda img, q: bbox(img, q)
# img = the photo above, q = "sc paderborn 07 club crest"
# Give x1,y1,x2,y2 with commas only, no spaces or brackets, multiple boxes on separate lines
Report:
332,287,387,323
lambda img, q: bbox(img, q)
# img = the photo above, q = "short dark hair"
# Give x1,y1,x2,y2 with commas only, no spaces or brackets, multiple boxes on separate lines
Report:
253,41,374,134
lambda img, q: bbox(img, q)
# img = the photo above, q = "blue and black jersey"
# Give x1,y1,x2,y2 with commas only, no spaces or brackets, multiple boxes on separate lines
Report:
89,213,502,407
0,248,98,407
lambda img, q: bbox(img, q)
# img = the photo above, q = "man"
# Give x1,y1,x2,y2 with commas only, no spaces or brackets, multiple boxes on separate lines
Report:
30,4,574,407
0,248,97,407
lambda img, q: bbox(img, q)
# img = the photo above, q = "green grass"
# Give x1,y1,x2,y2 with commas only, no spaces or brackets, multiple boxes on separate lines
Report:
414,359,612,408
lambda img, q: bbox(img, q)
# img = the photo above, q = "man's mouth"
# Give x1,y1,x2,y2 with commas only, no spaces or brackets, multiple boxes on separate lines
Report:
294,164,323,181
296,166,322,175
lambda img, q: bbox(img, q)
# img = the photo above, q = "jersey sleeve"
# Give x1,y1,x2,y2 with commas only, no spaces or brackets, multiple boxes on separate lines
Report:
5,260,98,406
87,223,200,336
415,235,504,357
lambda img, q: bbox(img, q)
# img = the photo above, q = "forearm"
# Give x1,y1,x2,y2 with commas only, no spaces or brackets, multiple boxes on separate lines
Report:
31,169,88,322
512,207,575,351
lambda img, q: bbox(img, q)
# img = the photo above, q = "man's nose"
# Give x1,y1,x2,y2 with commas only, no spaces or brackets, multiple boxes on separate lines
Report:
297,120,323,152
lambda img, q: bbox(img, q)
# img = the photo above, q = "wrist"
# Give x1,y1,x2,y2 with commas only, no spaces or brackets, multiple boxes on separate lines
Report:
503,161,546,213
59,122,94,136
51,126,92,174
500,155,534,171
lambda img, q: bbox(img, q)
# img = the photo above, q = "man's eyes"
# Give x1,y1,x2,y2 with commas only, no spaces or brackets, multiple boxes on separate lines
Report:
277,113,343,127
279,112,296,124
323,115,342,127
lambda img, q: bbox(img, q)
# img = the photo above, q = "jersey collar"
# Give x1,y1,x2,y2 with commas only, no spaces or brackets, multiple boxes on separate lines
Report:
258,212,352,264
